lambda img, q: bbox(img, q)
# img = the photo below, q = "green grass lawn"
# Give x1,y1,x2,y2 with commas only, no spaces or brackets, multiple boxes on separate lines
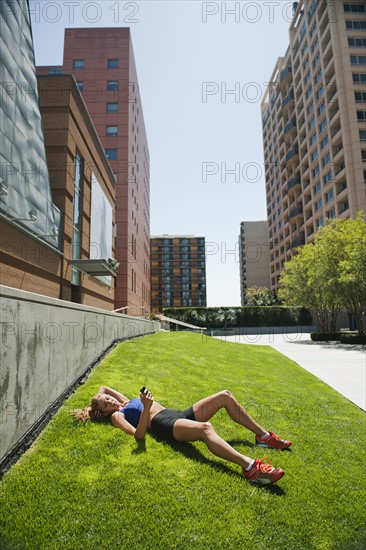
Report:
0,332,365,550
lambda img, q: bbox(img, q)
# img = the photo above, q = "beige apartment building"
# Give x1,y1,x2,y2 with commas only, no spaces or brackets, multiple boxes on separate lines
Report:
238,222,270,305
261,0,366,291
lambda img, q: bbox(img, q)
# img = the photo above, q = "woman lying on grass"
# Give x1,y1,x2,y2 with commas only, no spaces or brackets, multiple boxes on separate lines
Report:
72,386,292,485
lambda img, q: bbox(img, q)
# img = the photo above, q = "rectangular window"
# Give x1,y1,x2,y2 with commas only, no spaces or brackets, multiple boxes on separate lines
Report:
319,119,327,133
71,152,84,285
73,60,85,69
313,181,321,195
357,110,366,121
344,4,366,12
318,101,326,117
355,91,366,102
311,149,319,162
106,125,118,136
324,171,333,185
108,59,119,68
346,21,366,29
107,81,119,91
314,69,322,84
316,216,324,228
327,207,336,219
351,55,366,65
362,150,366,162
353,73,366,83
321,136,329,150
348,37,366,48
313,165,320,178
315,199,323,211
360,130,366,141
105,148,118,160
107,103,118,113
322,153,331,167
325,188,334,202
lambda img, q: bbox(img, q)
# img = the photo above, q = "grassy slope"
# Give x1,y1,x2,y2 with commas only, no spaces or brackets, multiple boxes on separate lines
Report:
0,332,365,550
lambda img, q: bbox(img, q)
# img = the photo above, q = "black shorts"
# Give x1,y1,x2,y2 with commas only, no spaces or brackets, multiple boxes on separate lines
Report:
150,407,196,442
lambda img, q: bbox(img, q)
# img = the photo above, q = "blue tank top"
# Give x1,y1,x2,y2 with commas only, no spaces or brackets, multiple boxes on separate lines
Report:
120,398,144,428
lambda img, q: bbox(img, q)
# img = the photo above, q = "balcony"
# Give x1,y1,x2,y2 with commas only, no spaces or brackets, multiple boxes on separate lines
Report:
288,176,301,191
291,235,305,248
284,119,296,135
289,205,303,219
286,148,299,164
280,66,292,85
282,92,294,110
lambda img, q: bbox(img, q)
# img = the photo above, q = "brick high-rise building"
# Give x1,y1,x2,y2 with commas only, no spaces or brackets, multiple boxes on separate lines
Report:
261,0,366,291
37,28,151,314
150,235,207,312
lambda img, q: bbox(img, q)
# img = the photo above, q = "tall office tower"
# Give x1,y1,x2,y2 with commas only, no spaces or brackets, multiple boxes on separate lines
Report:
150,236,207,313
38,28,151,314
238,222,270,305
261,0,366,292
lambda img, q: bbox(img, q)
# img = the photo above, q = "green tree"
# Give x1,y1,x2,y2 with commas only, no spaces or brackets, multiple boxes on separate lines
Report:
245,286,278,306
279,213,366,334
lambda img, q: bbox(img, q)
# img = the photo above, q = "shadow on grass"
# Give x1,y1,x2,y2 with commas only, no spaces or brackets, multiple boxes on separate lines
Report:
148,433,285,495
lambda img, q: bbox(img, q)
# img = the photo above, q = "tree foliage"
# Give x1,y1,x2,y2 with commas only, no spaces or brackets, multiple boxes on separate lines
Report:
244,286,278,306
279,213,366,334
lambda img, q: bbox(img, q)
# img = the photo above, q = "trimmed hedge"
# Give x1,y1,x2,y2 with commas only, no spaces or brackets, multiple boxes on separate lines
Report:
311,333,341,342
340,333,366,345
163,306,312,329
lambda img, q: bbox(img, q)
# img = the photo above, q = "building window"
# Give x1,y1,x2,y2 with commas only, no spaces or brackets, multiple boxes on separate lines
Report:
73,60,84,69
313,181,321,195
106,125,118,136
108,59,119,68
316,86,324,100
71,152,84,285
321,136,329,150
48,67,62,74
351,55,366,65
107,103,118,113
310,133,317,146
308,101,314,115
316,216,324,228
313,165,320,178
76,82,84,91
313,52,320,69
346,21,366,30
360,130,366,141
305,71,311,85
362,150,366,162
344,4,366,13
348,37,366,48
311,149,319,162
322,153,331,167
106,148,118,160
107,81,119,91
309,117,316,130
315,198,323,212
325,188,334,202
314,69,322,84
303,57,310,71
319,119,327,133
355,92,366,102
357,111,366,121
318,101,326,117
353,73,366,83
327,207,336,219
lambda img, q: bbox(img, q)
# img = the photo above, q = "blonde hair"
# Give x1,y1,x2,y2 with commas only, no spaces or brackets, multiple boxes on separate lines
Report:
70,393,103,422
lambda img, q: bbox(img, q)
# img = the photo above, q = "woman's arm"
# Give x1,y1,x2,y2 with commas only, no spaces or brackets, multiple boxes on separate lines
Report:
99,386,129,402
110,390,154,440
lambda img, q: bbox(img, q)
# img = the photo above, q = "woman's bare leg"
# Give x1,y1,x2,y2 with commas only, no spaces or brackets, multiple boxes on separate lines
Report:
173,419,253,469
192,390,266,437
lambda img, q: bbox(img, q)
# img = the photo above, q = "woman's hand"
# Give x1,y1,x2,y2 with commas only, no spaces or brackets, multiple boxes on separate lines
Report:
140,388,153,410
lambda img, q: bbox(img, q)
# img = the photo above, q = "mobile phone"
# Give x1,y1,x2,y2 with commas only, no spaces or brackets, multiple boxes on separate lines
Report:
140,386,146,394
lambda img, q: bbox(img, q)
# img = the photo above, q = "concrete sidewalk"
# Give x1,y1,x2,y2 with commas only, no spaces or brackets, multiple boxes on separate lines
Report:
215,332,366,411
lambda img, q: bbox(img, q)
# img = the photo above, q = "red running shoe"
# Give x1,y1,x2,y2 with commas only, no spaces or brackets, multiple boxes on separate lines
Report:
243,458,284,485
256,431,292,450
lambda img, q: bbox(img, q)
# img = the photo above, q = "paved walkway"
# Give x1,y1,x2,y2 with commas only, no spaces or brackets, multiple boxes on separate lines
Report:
215,332,366,411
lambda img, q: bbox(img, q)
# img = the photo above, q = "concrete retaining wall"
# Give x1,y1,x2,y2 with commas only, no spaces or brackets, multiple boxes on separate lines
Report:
0,285,160,463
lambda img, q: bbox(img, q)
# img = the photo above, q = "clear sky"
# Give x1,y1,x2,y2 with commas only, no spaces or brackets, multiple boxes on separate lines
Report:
29,0,293,306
